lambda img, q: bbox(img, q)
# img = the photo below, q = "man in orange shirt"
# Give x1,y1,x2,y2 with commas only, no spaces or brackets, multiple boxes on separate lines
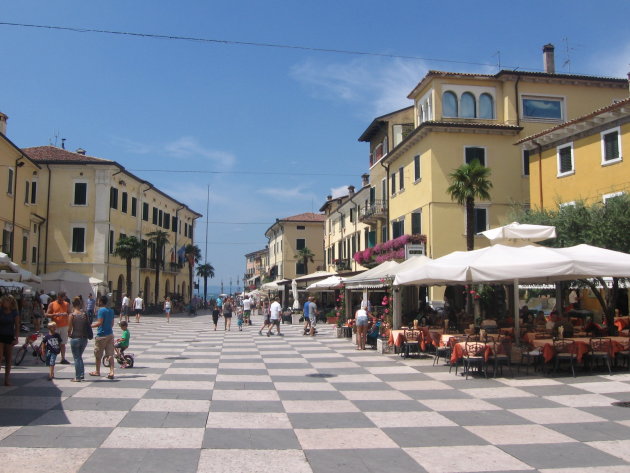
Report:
46,291,71,364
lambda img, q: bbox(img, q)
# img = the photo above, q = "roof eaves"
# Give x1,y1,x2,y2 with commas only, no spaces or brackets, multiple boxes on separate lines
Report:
0,133,41,169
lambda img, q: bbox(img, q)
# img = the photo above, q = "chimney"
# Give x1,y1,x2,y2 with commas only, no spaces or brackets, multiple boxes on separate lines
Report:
76,148,86,155
0,112,8,136
543,44,555,74
327,195,332,201
348,185,355,196
361,173,370,187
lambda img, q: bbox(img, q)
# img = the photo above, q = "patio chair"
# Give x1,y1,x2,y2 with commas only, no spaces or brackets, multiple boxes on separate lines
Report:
488,337,513,378
463,341,488,379
553,339,577,377
517,344,543,376
448,337,463,375
432,332,451,366
402,329,421,359
586,337,613,375
615,338,630,370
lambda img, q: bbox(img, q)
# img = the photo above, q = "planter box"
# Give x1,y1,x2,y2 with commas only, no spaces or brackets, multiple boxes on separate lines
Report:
292,314,302,325
336,327,344,338
326,317,338,325
377,338,393,354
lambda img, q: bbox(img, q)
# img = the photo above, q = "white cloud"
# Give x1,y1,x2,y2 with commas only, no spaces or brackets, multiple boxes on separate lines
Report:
290,57,428,116
330,185,348,198
111,136,153,154
258,186,316,201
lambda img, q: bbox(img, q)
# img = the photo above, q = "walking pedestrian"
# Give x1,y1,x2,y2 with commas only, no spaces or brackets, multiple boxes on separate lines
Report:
68,296,90,382
164,296,172,323
39,291,51,313
32,295,44,333
42,322,62,381
355,301,369,350
258,299,271,335
46,291,71,364
223,297,233,331
242,295,252,326
133,294,144,323
267,297,282,337
91,295,115,380
308,297,319,337
0,294,20,386
211,304,220,331
302,297,311,335
120,293,130,323
86,293,96,323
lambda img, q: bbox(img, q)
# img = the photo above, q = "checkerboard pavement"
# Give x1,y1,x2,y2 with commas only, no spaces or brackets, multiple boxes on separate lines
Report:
3,313,630,472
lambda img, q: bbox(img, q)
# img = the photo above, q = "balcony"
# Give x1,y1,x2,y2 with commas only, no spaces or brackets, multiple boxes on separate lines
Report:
333,259,351,272
359,200,387,225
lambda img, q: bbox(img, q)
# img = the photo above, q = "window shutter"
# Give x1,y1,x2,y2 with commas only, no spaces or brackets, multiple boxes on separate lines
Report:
559,147,572,173
604,132,619,161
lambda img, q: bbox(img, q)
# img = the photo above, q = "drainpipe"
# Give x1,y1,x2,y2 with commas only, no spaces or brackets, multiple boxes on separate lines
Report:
43,164,52,273
514,74,521,127
379,160,390,242
534,140,544,209
173,204,185,296
10,157,25,260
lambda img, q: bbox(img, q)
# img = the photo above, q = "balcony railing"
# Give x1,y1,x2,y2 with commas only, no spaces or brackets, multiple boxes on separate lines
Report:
334,259,351,271
359,200,387,223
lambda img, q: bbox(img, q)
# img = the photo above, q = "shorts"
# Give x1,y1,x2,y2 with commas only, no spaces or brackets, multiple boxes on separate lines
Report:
46,351,58,366
264,315,270,324
122,306,130,316
165,308,171,314
356,317,369,327
32,311,43,319
57,326,69,344
244,310,251,318
224,313,232,318
94,334,115,359
114,342,128,350
309,316,317,327
237,318,243,326
212,315,219,324
134,309,142,315
269,319,280,328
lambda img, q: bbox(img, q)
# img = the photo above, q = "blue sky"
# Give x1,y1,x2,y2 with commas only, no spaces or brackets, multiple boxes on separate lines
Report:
2,0,629,289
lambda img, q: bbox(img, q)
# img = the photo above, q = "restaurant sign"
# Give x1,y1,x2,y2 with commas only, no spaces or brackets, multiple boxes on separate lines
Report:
405,243,425,259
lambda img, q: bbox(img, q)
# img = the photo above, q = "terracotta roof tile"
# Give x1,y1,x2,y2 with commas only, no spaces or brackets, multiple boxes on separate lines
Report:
22,146,113,164
282,212,325,222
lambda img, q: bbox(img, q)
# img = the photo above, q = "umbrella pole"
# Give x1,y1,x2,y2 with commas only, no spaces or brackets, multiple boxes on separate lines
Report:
514,279,520,336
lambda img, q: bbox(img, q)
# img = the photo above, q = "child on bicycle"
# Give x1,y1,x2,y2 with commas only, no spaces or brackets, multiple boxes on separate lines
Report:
42,322,62,380
114,321,130,367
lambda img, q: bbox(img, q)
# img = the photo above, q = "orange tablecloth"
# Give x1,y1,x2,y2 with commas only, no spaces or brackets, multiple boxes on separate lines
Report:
451,342,494,363
532,337,629,363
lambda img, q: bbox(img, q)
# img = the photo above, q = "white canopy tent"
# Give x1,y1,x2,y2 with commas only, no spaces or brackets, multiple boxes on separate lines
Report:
481,221,556,246
40,270,105,298
260,279,289,292
344,260,400,289
306,275,345,291
395,244,630,332
293,271,337,282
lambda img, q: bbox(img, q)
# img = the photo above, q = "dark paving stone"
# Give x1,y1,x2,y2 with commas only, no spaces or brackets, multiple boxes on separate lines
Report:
384,426,488,447
288,412,376,429
212,382,275,390
78,448,200,473
202,428,300,449
352,361,399,367
329,382,393,391
548,421,630,441
441,409,534,426
520,384,590,396
374,373,433,382
351,400,429,412
168,363,218,369
142,389,211,400
0,409,51,427
209,400,286,412
58,398,139,411
7,386,81,397
580,405,630,420
0,426,112,447
264,363,311,369
441,378,506,389
118,411,206,428
310,368,368,375
279,390,346,401
215,369,268,376
402,389,473,400
270,376,331,384
157,374,215,382
487,397,565,410
305,448,427,473
500,442,625,469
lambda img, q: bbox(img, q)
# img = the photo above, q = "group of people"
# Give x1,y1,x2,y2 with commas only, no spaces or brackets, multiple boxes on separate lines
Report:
119,293,146,323
0,290,130,386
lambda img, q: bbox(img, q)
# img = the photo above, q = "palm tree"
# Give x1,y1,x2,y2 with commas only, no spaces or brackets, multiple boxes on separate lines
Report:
294,247,315,275
113,235,143,299
196,263,215,307
184,244,201,302
447,159,493,251
146,230,170,306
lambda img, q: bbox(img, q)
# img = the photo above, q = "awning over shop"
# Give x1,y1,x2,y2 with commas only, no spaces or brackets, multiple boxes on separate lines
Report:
294,271,337,282
260,279,290,291
344,260,400,289
306,275,345,291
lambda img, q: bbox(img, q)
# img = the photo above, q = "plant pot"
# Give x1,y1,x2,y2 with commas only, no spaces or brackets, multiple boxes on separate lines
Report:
326,317,338,325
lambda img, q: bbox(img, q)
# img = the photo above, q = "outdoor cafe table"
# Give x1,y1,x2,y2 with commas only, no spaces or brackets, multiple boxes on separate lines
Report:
388,327,443,351
531,337,630,363
451,341,497,364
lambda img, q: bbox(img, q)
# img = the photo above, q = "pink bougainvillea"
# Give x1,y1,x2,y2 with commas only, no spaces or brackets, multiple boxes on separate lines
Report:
352,233,426,266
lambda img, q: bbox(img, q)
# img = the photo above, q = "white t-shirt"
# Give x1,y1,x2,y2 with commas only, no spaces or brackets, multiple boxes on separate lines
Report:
134,297,144,310
122,296,130,308
308,302,317,320
356,308,368,321
270,301,282,320
243,299,252,310
164,300,171,309
40,293,51,305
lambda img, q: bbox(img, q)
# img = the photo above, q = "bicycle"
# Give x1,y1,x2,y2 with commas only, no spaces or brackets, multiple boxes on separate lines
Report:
14,332,45,365
102,349,134,368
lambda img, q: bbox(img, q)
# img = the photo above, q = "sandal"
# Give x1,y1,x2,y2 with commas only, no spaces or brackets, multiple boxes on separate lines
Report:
70,378,81,383
107,374,114,380
89,372,100,377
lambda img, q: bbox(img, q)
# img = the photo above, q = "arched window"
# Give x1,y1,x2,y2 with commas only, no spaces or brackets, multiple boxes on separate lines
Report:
460,92,476,118
442,91,458,117
479,93,494,119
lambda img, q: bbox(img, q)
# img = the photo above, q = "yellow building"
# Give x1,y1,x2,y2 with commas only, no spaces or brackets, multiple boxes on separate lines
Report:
23,146,201,305
0,113,44,274
320,183,370,274
244,247,268,289
361,46,628,267
518,97,630,209
265,212,325,280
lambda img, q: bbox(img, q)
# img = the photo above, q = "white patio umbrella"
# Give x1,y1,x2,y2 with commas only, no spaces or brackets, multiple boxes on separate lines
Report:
306,275,345,291
395,243,630,332
291,279,300,309
481,222,556,246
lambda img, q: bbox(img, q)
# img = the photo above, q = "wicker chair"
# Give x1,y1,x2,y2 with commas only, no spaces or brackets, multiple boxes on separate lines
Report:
553,339,577,377
402,329,421,359
586,337,613,375
487,336,513,378
463,341,488,379
518,344,543,375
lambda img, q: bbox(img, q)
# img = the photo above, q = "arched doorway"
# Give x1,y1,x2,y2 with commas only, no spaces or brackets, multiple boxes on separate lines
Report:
116,275,124,307
144,277,150,305
181,281,186,303
165,279,170,300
